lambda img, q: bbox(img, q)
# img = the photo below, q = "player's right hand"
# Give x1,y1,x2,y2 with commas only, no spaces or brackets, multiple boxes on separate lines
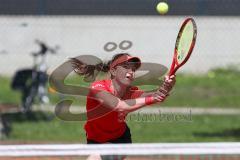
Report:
153,91,169,102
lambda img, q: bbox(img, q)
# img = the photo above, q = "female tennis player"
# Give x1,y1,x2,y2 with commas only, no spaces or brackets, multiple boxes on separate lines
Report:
71,53,176,160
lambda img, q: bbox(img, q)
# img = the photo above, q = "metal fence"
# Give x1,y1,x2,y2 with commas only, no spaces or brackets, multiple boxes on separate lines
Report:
0,16,239,75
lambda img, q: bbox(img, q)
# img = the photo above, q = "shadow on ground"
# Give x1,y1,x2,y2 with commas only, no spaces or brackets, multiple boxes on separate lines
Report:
2,111,53,122
194,128,240,140
1,103,54,139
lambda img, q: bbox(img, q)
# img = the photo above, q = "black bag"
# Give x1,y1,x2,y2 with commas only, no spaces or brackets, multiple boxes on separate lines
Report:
11,69,33,90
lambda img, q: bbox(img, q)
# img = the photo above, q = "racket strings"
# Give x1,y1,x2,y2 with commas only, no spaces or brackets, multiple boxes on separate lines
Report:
176,21,194,64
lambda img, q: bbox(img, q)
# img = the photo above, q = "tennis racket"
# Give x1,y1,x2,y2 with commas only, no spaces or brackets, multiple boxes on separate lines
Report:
169,18,197,76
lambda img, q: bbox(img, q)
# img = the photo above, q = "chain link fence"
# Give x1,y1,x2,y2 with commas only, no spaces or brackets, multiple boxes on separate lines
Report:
0,16,239,75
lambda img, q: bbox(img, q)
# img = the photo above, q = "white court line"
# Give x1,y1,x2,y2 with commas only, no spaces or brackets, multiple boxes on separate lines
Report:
34,105,240,115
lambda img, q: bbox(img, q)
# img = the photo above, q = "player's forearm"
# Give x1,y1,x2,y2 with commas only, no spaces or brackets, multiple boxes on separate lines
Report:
95,91,156,113
116,97,155,113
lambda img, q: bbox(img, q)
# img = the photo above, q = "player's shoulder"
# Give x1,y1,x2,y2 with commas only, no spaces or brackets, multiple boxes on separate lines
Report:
91,79,111,90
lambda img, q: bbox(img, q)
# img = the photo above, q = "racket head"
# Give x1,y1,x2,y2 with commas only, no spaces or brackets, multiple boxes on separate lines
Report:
169,18,197,75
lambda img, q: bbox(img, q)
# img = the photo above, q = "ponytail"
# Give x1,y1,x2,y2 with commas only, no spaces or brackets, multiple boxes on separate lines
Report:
70,53,131,80
70,58,110,80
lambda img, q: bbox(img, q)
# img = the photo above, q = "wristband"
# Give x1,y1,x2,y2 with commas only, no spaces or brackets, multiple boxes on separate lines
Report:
145,96,155,105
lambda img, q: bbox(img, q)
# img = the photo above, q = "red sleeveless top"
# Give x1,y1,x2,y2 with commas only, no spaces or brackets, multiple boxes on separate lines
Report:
84,79,143,143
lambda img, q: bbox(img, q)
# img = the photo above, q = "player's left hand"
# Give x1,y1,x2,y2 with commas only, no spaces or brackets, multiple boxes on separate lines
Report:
157,75,176,99
149,75,176,103
162,75,176,92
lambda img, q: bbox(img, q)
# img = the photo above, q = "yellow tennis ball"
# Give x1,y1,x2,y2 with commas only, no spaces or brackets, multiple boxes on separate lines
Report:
156,2,169,15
